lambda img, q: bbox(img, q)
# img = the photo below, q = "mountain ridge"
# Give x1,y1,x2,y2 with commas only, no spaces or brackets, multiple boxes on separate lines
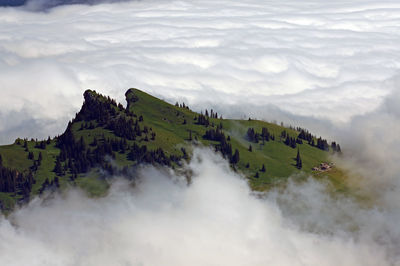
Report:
0,88,344,212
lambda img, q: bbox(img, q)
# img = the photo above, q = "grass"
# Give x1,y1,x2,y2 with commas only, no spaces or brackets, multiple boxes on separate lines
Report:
0,88,350,208
0,193,16,213
75,170,109,197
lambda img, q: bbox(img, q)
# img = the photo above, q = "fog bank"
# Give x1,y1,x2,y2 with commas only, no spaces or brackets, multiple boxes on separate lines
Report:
0,149,399,266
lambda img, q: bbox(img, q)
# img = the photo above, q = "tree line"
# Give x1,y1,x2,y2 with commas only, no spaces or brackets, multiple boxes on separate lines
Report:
203,127,239,165
247,127,275,143
0,153,34,200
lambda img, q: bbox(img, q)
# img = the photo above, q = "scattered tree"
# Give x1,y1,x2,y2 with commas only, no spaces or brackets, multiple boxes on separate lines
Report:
296,148,302,169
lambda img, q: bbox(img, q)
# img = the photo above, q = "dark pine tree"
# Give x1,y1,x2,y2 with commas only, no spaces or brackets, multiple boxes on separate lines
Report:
296,148,302,169
28,152,34,160
336,144,342,153
54,157,62,175
231,149,240,164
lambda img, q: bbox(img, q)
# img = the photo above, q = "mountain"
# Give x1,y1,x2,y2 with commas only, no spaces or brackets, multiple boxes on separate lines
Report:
0,88,344,211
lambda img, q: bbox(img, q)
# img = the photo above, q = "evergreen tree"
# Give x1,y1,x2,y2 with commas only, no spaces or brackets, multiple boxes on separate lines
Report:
38,152,43,162
54,157,62,175
336,144,342,153
249,145,252,152
297,158,302,169
231,149,240,164
296,148,300,162
296,148,302,169
28,152,34,160
54,177,60,188
261,164,266,172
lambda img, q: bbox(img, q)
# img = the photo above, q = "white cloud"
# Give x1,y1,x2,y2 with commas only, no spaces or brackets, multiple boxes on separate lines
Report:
1,2,400,264
0,149,397,266
1,0,400,142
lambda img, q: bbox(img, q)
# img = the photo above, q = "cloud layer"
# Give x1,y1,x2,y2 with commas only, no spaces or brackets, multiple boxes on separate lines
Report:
1,1,400,265
1,0,400,143
1,149,398,266
0,0,131,9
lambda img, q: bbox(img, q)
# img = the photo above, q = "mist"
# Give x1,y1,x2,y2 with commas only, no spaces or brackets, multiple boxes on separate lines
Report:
1,0,400,265
0,149,397,266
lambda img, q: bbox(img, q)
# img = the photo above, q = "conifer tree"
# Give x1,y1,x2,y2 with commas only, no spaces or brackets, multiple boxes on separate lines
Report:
231,149,240,164
54,157,62,175
38,152,43,166
336,144,342,153
296,148,302,169
28,152,34,160
297,158,302,169
56,177,60,187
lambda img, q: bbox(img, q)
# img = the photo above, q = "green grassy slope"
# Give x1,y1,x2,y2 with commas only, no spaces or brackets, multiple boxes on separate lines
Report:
127,89,332,186
0,88,344,210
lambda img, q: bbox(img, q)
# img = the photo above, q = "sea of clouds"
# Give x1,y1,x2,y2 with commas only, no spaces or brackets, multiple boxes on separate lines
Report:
1,0,400,143
0,0,400,265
